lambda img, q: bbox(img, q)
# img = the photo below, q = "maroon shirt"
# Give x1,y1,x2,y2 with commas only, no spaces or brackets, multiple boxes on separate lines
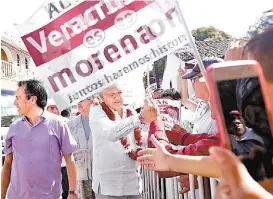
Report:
147,120,220,178
148,120,220,155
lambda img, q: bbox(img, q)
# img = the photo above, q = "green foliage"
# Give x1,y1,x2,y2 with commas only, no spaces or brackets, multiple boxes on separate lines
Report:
192,26,231,41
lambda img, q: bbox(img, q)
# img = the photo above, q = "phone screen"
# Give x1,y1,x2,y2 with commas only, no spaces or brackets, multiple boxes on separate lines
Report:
216,77,273,182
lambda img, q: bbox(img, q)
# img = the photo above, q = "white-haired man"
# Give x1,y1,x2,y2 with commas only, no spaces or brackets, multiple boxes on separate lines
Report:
68,97,95,199
89,84,159,199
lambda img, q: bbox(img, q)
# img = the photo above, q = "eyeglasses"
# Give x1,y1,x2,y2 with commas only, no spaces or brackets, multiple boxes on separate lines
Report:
191,75,202,83
107,92,123,98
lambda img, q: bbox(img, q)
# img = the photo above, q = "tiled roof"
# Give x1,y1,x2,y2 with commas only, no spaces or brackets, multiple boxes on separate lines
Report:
175,39,232,62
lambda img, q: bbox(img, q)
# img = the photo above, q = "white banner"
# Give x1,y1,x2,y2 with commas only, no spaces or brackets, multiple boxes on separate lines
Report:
155,99,181,130
15,0,189,110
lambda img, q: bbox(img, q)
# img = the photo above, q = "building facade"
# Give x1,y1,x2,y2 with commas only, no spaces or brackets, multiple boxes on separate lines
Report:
1,33,38,116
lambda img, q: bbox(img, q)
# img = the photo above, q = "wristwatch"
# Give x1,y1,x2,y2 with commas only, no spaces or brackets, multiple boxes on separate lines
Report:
69,190,77,195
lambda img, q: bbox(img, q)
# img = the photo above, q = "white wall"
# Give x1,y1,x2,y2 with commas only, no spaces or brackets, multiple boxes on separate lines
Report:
162,54,195,96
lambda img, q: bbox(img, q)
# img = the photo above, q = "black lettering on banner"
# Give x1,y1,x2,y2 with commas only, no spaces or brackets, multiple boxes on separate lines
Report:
46,3,61,19
65,34,185,104
72,92,79,100
178,35,186,43
97,80,103,87
144,55,150,62
172,39,178,46
123,66,129,73
118,70,124,76
91,83,98,90
161,45,168,53
113,72,120,79
128,63,134,70
46,0,72,19
127,61,139,69
104,74,113,83
167,42,173,49
59,0,72,10
79,88,88,97
138,57,146,64
86,85,93,92
68,93,73,103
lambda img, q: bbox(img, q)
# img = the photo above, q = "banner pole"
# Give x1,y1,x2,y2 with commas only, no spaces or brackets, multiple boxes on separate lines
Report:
147,66,150,87
174,0,208,85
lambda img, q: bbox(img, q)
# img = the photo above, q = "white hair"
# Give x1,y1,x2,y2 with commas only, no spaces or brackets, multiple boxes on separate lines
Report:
45,98,57,110
100,82,124,96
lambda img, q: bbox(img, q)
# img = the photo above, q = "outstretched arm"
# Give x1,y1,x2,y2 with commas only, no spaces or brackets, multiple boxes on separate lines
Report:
138,134,220,178
90,106,141,142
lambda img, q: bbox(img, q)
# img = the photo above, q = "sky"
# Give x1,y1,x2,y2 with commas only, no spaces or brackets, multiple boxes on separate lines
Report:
1,0,273,40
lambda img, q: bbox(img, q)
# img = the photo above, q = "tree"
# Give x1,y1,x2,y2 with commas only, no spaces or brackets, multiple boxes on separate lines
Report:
192,26,231,41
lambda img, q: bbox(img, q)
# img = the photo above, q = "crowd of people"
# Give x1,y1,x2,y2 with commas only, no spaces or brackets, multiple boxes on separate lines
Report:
1,9,273,199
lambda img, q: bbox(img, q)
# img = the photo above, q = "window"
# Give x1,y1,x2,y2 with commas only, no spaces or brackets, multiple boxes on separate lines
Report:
1,48,8,61
25,58,28,69
17,54,20,66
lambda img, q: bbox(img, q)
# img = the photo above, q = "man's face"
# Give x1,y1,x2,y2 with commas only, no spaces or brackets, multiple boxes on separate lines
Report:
229,115,246,136
152,91,161,99
47,105,59,115
191,75,209,99
191,75,203,90
14,86,34,116
78,98,93,114
102,87,123,111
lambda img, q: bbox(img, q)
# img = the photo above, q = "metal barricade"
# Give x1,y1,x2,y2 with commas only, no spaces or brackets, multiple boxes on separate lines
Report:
141,168,218,199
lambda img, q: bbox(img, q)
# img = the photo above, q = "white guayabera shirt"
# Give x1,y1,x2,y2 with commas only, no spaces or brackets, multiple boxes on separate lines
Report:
89,105,143,196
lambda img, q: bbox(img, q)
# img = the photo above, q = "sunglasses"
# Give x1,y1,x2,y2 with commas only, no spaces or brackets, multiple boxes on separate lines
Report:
191,75,202,83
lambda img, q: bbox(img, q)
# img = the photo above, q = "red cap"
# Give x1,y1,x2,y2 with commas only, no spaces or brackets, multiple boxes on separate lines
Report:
229,110,242,116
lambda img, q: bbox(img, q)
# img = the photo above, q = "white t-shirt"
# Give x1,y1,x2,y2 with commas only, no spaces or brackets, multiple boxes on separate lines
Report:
191,99,217,134
179,106,194,133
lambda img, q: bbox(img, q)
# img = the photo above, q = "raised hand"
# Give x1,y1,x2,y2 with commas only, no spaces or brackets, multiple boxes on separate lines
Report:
137,134,171,171
210,147,273,199
178,174,198,194
141,99,159,123
224,39,248,61
178,66,186,77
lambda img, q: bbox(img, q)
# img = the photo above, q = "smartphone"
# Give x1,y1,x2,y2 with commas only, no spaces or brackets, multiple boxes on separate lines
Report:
207,60,272,182
256,63,273,136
